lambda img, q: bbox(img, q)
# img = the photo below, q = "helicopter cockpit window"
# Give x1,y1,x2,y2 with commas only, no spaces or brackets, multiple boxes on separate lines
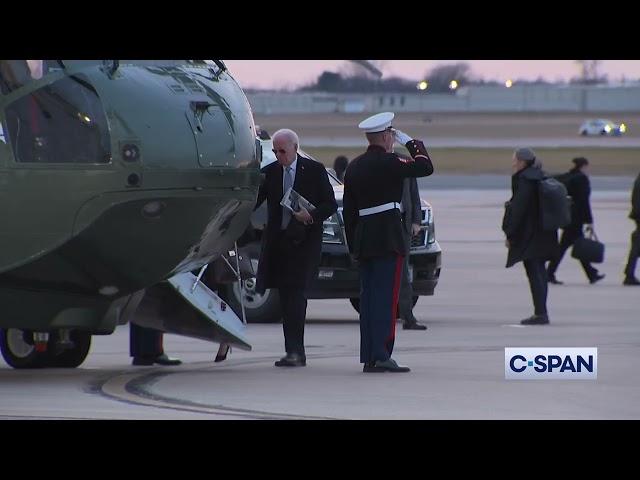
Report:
2,69,111,164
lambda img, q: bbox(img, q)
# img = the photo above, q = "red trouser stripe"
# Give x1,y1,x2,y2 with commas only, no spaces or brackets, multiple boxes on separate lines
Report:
386,255,404,348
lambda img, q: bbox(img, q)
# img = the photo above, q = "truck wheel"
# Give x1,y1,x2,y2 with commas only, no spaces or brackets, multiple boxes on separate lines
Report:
0,328,46,369
49,331,92,368
350,296,418,313
220,278,283,324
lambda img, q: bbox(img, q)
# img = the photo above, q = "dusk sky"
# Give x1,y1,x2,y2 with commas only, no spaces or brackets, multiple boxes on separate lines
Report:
224,60,640,90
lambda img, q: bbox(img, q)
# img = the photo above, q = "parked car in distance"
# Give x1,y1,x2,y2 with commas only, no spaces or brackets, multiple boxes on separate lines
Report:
579,119,627,136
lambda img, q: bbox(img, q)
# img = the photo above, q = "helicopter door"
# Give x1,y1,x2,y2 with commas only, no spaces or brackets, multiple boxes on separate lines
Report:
186,101,236,168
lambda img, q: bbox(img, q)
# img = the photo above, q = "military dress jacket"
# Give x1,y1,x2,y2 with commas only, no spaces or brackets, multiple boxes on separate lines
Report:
342,141,433,260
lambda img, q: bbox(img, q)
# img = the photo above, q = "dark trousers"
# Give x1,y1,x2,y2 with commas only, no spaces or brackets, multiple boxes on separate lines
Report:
624,220,640,278
359,255,404,364
279,287,307,358
523,259,548,316
398,231,415,321
547,224,598,281
129,323,163,358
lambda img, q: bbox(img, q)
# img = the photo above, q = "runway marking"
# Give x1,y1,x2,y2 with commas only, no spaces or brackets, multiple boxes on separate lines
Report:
99,359,340,420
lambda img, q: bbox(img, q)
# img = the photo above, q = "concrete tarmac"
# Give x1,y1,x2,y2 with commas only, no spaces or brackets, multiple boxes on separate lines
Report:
1,189,638,419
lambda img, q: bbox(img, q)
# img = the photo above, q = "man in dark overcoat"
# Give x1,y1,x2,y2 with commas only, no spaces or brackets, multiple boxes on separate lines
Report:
398,175,427,330
502,148,558,325
623,171,640,285
255,128,337,367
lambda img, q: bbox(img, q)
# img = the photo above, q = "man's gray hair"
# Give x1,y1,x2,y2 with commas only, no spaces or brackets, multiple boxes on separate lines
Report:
515,147,542,168
273,128,299,149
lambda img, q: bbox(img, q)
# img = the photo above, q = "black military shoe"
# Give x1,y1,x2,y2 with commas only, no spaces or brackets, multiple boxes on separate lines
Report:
520,314,550,325
548,275,564,285
132,356,154,366
363,362,385,373
623,276,640,286
275,353,306,367
369,358,411,373
132,353,182,366
589,273,605,284
153,353,182,365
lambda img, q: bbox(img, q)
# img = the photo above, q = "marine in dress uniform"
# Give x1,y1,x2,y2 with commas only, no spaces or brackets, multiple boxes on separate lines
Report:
342,112,434,373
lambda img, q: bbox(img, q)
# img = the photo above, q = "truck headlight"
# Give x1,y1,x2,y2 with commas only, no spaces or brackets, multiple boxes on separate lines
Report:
323,213,342,244
426,208,436,244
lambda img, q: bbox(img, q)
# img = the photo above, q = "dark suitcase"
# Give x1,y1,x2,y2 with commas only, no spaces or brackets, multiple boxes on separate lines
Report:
571,231,604,264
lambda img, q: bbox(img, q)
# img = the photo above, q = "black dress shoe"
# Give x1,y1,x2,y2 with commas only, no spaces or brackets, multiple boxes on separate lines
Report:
363,358,410,373
363,362,385,372
152,353,182,366
623,276,640,286
132,356,154,366
520,314,550,325
274,353,306,367
548,276,563,285
403,321,427,330
589,273,605,284
133,354,182,366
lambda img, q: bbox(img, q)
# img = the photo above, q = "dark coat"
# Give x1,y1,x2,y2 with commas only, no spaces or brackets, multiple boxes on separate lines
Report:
503,166,558,268
562,168,593,225
401,177,422,235
255,154,337,293
630,172,640,221
343,142,433,260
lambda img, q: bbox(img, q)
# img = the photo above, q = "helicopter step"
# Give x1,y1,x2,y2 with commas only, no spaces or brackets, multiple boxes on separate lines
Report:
131,271,251,353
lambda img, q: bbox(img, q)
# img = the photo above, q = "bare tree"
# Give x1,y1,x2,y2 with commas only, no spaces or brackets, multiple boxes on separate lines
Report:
424,62,472,92
339,60,387,79
573,60,606,84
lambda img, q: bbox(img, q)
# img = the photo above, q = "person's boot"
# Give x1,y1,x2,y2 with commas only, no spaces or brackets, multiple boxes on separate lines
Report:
623,276,640,286
589,273,605,284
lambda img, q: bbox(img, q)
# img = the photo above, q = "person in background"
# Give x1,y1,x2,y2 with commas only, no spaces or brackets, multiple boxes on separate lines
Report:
502,148,558,325
398,169,427,330
546,157,604,285
623,171,640,285
333,155,349,182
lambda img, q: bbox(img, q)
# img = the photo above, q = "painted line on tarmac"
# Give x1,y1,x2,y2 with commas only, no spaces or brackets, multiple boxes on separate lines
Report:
99,360,339,420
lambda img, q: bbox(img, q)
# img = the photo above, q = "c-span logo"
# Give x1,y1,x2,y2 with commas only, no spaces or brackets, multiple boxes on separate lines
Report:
505,348,597,380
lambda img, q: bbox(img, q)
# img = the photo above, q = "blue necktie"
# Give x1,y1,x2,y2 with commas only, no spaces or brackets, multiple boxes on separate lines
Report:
282,166,293,229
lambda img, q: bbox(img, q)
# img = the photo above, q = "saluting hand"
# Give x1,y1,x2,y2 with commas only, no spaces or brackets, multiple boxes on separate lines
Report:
293,206,313,225
394,129,413,145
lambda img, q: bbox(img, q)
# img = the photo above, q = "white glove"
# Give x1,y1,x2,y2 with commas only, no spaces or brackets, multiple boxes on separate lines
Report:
394,129,413,145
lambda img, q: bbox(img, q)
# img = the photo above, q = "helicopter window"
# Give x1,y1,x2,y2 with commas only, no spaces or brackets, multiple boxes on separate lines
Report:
3,74,111,164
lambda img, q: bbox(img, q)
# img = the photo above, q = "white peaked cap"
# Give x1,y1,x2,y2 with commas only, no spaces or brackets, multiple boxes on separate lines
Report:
358,112,395,133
